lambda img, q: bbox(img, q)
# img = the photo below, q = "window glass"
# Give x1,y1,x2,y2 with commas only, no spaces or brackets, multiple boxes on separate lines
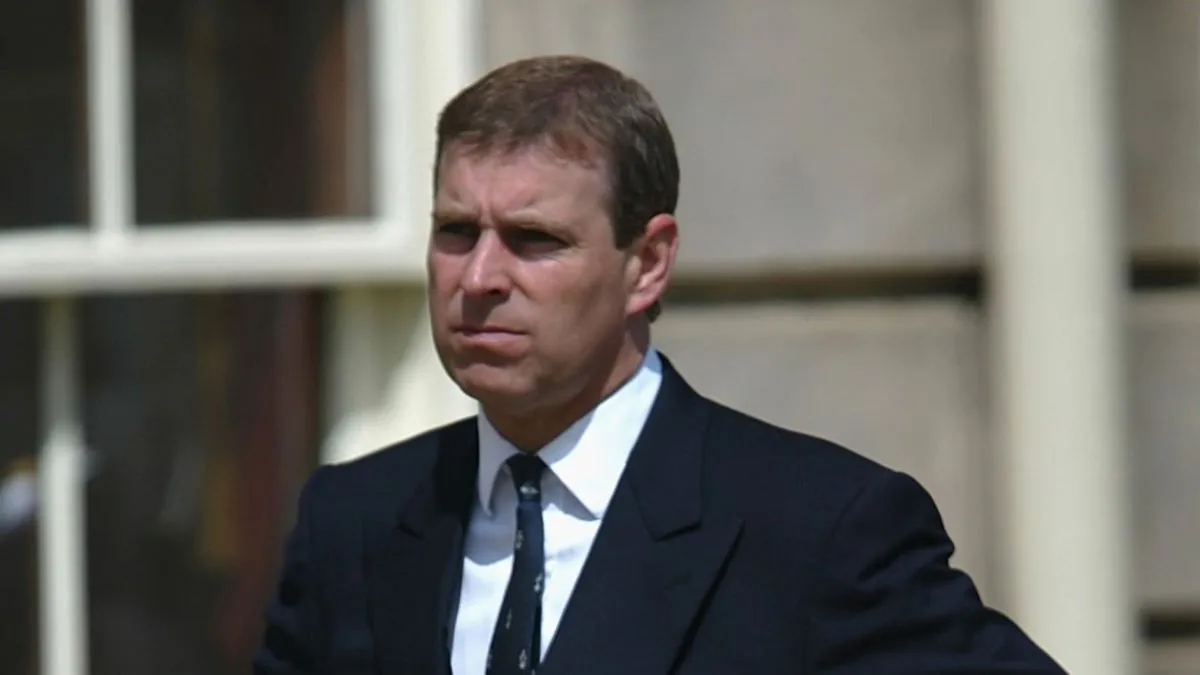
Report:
82,291,324,675
0,301,41,675
0,1,88,230
133,0,371,224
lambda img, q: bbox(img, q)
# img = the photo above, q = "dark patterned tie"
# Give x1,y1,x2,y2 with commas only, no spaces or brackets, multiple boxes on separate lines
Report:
487,454,547,674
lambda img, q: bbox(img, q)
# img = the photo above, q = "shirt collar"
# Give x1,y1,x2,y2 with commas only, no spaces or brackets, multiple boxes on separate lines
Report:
476,348,663,518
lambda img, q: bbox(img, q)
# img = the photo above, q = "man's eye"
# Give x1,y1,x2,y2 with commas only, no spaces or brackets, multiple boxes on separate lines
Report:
437,221,477,237
432,222,479,254
511,229,564,246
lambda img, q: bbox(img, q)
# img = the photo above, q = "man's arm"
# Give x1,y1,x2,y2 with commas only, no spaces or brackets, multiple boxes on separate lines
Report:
253,466,329,674
804,469,1066,673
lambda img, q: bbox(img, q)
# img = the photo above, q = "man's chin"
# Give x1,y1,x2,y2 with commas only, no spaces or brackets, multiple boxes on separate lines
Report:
450,364,535,406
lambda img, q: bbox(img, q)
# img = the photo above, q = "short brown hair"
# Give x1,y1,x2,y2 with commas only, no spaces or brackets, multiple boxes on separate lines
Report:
434,55,679,321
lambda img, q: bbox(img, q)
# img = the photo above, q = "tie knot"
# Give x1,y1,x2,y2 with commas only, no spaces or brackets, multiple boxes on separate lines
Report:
505,454,545,502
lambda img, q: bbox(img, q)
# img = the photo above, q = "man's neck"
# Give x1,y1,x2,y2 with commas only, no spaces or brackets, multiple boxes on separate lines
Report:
486,341,648,452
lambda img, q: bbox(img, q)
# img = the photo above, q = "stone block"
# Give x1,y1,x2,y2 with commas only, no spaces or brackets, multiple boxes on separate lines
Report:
481,0,982,271
1131,292,1200,609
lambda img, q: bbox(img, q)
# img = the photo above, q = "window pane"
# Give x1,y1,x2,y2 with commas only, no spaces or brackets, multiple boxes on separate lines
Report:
134,0,371,224
82,291,324,675
0,1,88,230
0,301,41,675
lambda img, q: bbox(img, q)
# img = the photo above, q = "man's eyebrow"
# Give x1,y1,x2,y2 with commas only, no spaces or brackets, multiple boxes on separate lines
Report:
494,209,567,231
431,206,476,222
432,206,567,233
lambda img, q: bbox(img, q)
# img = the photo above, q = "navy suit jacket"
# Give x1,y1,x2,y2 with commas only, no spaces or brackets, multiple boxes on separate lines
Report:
254,356,1064,674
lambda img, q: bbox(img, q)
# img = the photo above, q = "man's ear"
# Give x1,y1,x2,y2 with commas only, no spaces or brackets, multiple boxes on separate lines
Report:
625,213,678,317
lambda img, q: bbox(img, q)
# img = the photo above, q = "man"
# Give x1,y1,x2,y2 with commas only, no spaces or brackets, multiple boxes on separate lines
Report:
255,55,1064,674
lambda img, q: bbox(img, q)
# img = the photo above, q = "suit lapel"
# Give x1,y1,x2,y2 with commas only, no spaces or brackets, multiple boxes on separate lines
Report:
538,359,744,675
364,422,478,675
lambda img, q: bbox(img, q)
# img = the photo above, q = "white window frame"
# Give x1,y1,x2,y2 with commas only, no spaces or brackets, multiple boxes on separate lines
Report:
1,0,479,296
26,2,480,674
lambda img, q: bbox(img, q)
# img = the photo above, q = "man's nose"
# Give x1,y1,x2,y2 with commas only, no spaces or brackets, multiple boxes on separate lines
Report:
461,231,512,296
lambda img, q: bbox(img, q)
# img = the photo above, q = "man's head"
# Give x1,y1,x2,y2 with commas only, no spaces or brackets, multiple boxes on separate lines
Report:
426,55,680,441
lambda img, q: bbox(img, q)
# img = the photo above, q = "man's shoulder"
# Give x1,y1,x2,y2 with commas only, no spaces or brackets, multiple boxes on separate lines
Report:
698,396,902,519
692,395,954,563
704,397,889,480
658,355,894,500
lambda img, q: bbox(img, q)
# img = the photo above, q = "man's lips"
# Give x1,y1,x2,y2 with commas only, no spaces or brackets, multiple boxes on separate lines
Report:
451,326,528,349
450,328,527,359
453,326,524,336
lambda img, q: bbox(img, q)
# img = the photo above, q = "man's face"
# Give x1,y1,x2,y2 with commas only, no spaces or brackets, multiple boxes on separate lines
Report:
427,145,638,416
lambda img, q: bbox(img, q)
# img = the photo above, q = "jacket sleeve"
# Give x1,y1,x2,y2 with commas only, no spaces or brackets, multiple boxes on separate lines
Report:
253,466,329,674
804,469,1067,674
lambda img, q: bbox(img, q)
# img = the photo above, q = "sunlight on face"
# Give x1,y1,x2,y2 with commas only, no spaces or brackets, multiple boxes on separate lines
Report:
427,145,634,416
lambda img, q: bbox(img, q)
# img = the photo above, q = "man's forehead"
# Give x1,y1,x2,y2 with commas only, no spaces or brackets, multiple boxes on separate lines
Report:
441,135,605,169
433,166,546,214
435,146,606,210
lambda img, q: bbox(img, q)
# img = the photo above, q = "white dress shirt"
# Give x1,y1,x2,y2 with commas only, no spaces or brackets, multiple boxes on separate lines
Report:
449,349,663,675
